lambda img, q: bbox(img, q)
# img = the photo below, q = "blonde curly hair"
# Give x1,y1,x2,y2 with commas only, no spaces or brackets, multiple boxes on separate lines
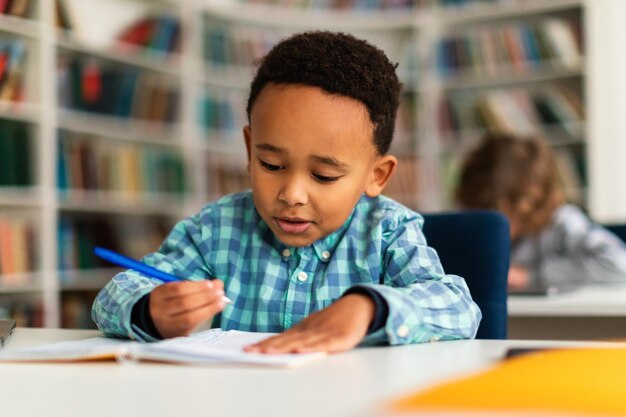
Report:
455,132,565,235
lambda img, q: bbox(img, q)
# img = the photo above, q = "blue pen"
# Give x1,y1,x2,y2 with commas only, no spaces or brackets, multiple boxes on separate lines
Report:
94,247,233,304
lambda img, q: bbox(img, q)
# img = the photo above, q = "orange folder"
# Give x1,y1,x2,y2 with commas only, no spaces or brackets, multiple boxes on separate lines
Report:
389,347,626,416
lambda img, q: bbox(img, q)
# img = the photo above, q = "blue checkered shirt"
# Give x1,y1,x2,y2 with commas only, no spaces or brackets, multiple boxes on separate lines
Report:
92,191,481,344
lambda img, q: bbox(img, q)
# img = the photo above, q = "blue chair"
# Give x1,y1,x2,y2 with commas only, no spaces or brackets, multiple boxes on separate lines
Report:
421,211,510,339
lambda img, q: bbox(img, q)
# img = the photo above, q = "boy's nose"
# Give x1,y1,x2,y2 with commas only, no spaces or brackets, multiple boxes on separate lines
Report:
278,178,308,207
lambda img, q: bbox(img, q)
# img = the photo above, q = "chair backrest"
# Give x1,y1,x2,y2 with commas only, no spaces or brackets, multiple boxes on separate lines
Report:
421,210,510,339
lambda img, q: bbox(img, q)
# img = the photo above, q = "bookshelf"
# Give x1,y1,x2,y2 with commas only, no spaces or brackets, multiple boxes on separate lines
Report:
0,0,611,328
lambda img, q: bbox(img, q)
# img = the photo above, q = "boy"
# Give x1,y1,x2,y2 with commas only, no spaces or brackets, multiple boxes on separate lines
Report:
456,132,626,290
92,31,481,353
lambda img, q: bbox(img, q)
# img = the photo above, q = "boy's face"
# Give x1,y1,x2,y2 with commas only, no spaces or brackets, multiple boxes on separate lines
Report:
244,84,396,247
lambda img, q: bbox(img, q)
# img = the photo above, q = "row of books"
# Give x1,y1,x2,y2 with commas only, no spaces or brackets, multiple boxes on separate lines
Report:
0,296,43,327
61,292,97,329
200,90,416,147
203,21,412,79
232,0,416,9
0,39,26,102
116,15,182,56
383,156,420,209
436,0,523,7
0,217,36,281
439,83,584,137
0,119,32,187
0,0,30,17
57,55,180,123
200,92,246,139
437,18,582,77
57,133,187,197
209,163,250,197
58,215,170,272
204,21,279,69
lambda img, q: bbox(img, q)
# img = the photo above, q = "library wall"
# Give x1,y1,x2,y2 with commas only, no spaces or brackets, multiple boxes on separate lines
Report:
0,0,618,328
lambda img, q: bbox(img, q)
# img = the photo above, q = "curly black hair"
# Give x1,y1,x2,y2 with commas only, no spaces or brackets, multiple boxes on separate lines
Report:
246,31,402,155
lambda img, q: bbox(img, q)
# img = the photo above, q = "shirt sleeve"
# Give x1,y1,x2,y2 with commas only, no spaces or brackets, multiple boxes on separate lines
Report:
91,212,213,341
535,206,626,286
353,212,482,345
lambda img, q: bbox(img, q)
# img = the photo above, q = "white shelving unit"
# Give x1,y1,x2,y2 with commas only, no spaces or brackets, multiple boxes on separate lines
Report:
1,0,615,329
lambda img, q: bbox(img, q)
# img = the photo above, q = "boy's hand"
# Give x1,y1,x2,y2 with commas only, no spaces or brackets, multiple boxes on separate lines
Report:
244,293,375,354
150,280,226,339
508,266,530,289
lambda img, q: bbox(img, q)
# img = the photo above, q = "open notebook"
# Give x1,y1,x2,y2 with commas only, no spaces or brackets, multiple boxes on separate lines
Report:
0,329,325,367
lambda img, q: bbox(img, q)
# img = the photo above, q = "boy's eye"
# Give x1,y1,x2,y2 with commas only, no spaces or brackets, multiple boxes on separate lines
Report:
312,173,340,183
259,159,283,172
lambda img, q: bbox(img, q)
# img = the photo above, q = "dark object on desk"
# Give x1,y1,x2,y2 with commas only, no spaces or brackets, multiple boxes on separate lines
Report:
422,210,510,340
504,347,548,359
0,319,16,347
508,281,582,296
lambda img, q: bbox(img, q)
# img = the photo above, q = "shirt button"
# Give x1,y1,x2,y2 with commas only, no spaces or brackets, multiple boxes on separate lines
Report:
297,271,308,282
321,251,330,260
282,249,291,258
397,325,409,338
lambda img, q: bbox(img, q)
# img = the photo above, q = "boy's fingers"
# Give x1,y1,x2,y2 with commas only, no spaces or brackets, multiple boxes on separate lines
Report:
168,290,225,318
157,280,223,300
246,330,322,353
175,301,224,326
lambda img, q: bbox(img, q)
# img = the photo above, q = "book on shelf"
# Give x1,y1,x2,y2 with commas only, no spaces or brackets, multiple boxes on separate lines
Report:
0,296,43,327
57,132,187,198
0,39,27,102
212,163,250,196
1,0,32,17
57,55,180,123
61,292,98,329
116,15,181,56
0,119,32,187
439,84,583,137
0,217,35,282
57,215,170,273
553,147,585,204
0,328,325,367
384,156,420,209
227,0,415,9
200,92,245,140
437,17,583,78
55,0,168,49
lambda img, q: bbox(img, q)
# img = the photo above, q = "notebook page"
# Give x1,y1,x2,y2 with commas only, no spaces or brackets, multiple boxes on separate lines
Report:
0,336,134,362
138,329,325,367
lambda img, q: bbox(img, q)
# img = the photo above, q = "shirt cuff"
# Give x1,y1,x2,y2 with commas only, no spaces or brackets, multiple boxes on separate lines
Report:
343,286,389,334
130,293,163,340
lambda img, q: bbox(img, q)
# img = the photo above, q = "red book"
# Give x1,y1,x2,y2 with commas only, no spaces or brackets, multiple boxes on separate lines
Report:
0,52,10,89
0,0,12,14
117,18,156,47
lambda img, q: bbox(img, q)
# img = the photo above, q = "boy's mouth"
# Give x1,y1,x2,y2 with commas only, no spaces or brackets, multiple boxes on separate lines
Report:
275,217,312,234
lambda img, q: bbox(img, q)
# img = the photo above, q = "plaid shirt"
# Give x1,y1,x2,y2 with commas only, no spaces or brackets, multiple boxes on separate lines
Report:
92,191,481,344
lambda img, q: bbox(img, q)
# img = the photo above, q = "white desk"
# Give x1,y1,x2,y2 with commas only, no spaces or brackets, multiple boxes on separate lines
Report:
0,328,591,417
508,284,626,340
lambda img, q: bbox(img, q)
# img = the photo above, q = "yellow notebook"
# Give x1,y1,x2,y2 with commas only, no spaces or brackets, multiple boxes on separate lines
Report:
389,347,626,416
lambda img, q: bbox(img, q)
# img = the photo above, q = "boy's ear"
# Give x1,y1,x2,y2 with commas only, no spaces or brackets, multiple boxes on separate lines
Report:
365,155,398,197
243,126,252,173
